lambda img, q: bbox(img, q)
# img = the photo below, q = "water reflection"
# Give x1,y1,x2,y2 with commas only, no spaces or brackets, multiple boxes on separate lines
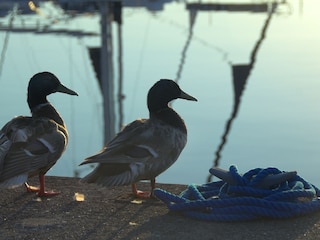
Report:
175,7,196,83
0,0,319,185
207,2,278,182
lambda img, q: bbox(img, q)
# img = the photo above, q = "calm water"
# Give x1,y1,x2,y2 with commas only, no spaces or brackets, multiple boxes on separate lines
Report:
0,0,319,185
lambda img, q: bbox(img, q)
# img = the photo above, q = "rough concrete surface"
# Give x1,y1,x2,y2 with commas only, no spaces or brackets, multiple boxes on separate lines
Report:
1,176,320,240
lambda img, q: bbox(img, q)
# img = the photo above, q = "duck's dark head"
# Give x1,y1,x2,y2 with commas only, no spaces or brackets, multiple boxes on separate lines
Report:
27,72,78,109
147,79,197,113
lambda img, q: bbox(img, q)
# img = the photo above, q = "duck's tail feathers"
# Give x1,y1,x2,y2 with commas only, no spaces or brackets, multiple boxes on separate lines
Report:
0,132,11,171
0,174,28,189
80,164,135,187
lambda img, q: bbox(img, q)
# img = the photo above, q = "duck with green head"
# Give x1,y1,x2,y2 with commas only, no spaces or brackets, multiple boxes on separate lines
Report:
0,72,78,197
80,79,197,198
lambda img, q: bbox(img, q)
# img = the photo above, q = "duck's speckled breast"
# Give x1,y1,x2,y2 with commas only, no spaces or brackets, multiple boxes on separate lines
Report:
139,119,187,180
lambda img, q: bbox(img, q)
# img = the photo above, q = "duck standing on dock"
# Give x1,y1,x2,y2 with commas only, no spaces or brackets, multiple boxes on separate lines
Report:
80,79,197,198
0,72,78,197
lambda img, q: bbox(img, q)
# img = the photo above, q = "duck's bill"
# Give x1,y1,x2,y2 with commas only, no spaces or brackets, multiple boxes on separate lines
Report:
56,84,78,96
179,90,197,101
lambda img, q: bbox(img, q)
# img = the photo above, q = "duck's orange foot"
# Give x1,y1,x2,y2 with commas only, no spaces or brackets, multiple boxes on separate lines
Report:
37,190,60,197
134,190,154,199
25,183,40,193
131,184,155,199
25,183,60,197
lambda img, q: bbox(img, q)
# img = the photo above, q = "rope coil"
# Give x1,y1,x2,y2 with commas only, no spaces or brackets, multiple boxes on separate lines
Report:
154,165,320,221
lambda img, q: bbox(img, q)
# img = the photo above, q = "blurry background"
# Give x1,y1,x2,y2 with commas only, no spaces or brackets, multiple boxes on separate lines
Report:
0,0,319,185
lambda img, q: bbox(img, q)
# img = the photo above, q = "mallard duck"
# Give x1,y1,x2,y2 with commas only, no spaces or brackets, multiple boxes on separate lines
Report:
0,72,78,197
80,79,197,198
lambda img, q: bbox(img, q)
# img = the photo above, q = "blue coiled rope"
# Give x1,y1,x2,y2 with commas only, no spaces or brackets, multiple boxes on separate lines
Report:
154,165,320,221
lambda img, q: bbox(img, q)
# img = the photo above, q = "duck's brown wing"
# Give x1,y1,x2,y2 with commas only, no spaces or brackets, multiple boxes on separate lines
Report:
79,119,163,186
0,116,67,188
80,119,157,165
